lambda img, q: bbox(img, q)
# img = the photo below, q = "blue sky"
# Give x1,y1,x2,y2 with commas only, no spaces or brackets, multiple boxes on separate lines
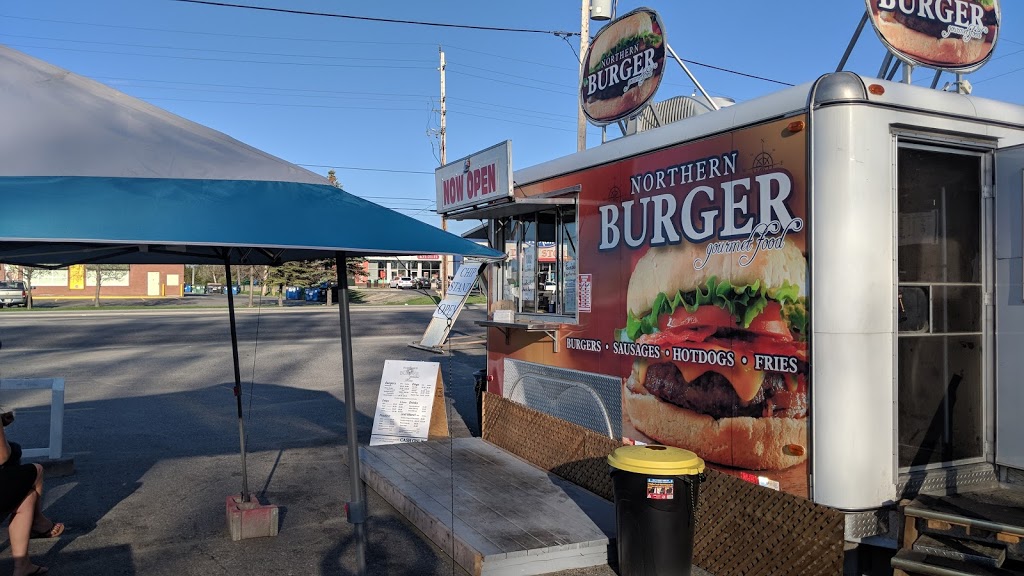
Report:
3,1,1022,236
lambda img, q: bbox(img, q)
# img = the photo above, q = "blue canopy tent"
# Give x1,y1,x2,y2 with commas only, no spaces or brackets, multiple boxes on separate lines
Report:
0,45,502,571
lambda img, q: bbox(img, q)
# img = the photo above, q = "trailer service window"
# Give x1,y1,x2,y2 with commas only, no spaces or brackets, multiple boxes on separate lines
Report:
498,204,577,321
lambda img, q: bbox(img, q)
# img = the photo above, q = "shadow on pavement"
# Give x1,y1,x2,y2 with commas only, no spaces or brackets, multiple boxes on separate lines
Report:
0,381,470,575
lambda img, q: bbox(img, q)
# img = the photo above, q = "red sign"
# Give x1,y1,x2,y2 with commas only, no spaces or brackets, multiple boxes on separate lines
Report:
490,117,811,498
866,0,1000,72
580,8,666,126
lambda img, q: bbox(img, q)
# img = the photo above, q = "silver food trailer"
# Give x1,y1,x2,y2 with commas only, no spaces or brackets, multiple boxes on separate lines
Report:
438,3,1024,571
450,71,1024,565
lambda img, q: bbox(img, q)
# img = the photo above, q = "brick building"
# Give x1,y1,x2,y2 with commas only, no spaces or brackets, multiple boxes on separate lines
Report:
1,264,186,299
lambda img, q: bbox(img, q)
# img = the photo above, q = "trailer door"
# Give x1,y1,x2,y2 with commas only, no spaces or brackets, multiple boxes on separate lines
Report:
995,144,1024,469
896,143,989,472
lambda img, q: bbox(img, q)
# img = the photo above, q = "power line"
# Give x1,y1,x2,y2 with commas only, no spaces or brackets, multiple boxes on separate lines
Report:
448,69,575,96
0,13,435,45
140,95,429,112
115,82,430,102
5,43,434,70
95,76,432,99
100,76,569,118
298,164,433,175
171,0,580,36
451,62,574,88
0,33,435,63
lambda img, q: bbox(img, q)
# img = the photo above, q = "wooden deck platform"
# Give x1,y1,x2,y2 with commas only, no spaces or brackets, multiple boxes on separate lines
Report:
359,438,616,576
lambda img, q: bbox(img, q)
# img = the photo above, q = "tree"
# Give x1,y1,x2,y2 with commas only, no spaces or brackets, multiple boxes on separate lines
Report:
15,266,35,310
265,261,318,306
85,264,129,307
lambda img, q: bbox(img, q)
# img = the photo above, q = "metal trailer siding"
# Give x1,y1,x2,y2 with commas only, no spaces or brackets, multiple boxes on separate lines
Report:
500,72,1024,510
810,83,1024,510
995,144,1024,470
809,101,898,511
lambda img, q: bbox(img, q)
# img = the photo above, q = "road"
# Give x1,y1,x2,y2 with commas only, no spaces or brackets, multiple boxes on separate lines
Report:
0,306,620,576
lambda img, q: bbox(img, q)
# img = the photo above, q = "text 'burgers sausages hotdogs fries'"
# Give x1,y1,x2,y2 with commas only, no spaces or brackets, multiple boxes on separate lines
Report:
618,240,809,471
580,8,666,125
866,0,999,71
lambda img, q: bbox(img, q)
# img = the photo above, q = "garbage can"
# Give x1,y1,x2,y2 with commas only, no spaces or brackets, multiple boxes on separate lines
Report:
607,445,706,576
472,369,486,436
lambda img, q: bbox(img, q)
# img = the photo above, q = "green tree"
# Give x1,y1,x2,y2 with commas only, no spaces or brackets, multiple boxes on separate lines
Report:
266,261,321,306
14,266,35,309
85,264,129,307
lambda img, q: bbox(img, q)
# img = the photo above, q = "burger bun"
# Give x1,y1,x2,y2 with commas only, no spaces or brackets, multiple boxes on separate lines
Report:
623,371,808,471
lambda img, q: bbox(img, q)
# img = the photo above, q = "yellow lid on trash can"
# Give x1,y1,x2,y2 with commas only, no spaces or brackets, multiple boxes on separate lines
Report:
607,445,705,475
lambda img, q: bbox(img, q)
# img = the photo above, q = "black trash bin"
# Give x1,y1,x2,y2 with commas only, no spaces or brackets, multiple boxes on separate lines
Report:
472,369,486,435
607,445,706,576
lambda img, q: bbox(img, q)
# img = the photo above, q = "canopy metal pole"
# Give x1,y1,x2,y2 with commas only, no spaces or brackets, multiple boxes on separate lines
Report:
336,251,367,574
224,260,250,503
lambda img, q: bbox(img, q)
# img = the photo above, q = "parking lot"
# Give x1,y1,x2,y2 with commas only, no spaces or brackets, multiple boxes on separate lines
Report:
0,306,494,575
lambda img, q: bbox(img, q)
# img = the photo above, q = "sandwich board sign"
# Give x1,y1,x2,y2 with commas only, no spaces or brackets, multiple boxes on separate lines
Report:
416,261,484,350
369,360,449,446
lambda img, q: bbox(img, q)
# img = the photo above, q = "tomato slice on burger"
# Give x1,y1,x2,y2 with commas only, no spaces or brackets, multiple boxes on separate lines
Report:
661,304,734,332
746,302,792,342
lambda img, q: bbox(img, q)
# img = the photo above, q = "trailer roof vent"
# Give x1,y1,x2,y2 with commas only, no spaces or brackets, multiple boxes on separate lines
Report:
625,95,717,135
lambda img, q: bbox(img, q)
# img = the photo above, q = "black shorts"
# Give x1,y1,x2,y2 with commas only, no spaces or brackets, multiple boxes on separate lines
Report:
0,443,37,519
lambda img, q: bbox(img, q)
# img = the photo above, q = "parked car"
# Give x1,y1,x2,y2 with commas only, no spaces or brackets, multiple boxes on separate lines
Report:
414,277,432,289
0,281,27,307
389,277,401,289
396,277,415,289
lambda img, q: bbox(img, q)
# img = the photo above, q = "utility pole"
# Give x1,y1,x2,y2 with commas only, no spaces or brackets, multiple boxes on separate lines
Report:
577,0,590,151
439,46,449,296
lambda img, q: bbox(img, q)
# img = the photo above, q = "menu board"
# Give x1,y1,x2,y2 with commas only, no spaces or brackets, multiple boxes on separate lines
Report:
418,261,484,349
369,360,447,446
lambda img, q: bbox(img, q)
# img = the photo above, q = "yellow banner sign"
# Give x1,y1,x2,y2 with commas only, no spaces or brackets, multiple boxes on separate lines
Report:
69,265,85,290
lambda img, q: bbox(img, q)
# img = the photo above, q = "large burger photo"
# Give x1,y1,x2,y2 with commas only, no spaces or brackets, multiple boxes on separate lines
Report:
619,241,809,471
867,0,999,71
580,8,666,125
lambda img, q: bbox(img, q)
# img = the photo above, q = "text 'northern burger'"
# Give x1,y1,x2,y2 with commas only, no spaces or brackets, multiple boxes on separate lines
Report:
598,168,799,251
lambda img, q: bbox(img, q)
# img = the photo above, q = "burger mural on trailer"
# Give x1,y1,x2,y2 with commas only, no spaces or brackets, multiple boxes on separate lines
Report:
607,149,810,476
580,8,667,126
866,0,1000,72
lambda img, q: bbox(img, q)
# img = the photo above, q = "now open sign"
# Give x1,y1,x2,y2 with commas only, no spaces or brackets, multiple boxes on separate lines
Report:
435,141,513,215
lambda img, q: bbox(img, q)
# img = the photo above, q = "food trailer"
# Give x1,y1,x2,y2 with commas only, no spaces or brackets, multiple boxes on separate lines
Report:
438,1,1023,563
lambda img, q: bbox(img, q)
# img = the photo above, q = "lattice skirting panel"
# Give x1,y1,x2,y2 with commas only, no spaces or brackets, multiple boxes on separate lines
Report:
482,392,845,576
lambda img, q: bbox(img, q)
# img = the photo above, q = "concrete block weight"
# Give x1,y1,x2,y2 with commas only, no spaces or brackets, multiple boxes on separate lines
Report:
226,494,279,541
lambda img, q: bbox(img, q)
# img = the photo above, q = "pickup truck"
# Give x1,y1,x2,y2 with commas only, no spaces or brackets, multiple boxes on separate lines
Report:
0,281,28,307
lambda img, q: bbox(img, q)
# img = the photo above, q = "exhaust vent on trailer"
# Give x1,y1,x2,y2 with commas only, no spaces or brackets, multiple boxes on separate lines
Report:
625,95,735,135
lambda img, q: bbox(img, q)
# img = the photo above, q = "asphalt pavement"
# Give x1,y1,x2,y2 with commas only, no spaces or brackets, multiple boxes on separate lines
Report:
0,304,630,576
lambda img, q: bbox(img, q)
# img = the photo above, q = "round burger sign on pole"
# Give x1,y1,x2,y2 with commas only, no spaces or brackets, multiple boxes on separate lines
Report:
865,0,1000,73
580,8,666,126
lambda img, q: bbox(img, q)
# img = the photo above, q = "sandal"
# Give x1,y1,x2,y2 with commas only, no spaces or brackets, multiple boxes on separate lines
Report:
30,521,64,539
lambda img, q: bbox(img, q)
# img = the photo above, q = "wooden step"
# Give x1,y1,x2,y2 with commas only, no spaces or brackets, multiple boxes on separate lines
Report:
891,549,1020,576
905,494,1024,540
913,534,1006,568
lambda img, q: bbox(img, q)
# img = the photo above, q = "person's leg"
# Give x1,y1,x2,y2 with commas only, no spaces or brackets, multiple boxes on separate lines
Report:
26,464,62,537
8,487,47,575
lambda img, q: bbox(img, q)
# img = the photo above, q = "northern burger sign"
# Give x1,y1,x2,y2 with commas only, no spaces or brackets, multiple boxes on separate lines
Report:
435,141,513,215
580,8,666,126
866,0,999,72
